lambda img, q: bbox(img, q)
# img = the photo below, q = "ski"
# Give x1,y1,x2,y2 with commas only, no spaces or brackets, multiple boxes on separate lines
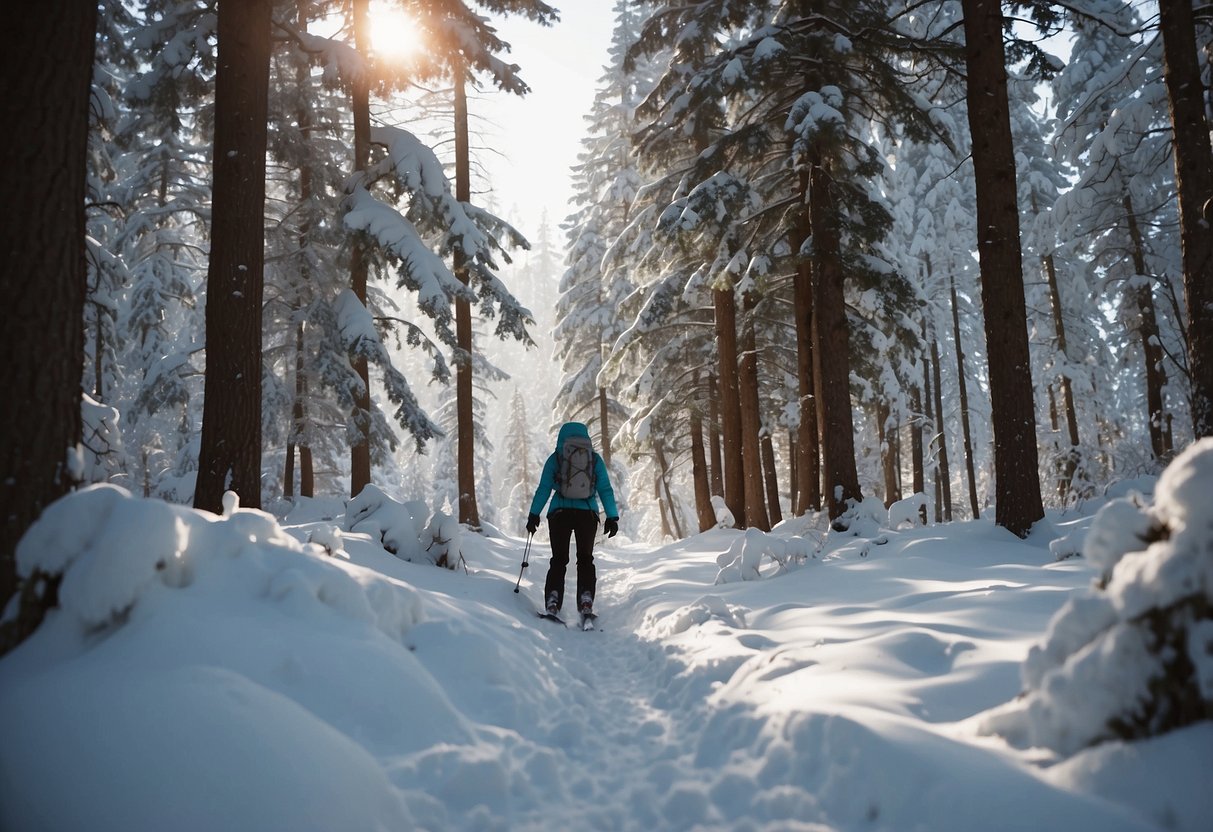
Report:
579,612,597,631
536,611,566,627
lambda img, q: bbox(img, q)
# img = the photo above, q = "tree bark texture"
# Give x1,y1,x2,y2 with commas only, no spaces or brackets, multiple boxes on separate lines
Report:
961,0,1044,536
792,172,821,514
760,428,783,526
0,3,97,653
1159,0,1213,439
949,274,980,519
194,0,272,514
347,0,373,497
599,386,612,467
690,403,716,532
809,160,862,519
453,69,480,529
708,374,724,497
1123,195,1171,458
931,334,953,521
738,295,771,531
714,287,746,527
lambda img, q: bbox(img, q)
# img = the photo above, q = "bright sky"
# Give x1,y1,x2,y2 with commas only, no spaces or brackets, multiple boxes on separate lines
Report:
470,1,617,237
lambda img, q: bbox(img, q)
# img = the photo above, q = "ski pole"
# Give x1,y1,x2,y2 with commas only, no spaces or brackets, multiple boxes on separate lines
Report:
511,533,531,594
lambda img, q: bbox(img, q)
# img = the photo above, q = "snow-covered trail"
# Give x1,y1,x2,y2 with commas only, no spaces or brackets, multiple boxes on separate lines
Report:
3,486,1201,832
480,544,722,831
394,527,1179,832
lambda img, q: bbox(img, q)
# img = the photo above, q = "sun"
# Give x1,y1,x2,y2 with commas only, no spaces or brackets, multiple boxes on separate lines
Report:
368,2,423,63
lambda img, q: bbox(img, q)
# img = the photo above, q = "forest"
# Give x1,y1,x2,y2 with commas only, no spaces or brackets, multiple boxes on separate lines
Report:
1,0,1211,656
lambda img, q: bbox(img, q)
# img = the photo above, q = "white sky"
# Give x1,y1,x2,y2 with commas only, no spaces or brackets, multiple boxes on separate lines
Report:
470,1,618,236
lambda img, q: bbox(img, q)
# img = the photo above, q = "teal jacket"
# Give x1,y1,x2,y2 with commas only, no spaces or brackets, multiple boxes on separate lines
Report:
529,422,619,518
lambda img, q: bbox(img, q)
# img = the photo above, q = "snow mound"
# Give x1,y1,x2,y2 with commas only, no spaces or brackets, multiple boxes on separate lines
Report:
715,528,813,584
345,483,429,561
979,439,1213,755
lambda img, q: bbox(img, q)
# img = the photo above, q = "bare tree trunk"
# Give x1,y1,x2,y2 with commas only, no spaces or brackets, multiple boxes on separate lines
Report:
787,429,799,512
792,171,821,514
691,402,716,532
599,386,612,466
656,468,672,540
910,369,926,523
715,288,745,526
809,157,862,518
655,441,684,539
876,400,900,507
922,339,940,523
1159,0,1213,439
949,274,980,519
961,0,1044,536
347,0,372,498
1042,251,1081,496
931,334,953,521
1123,195,1170,458
195,0,272,514
453,66,480,529
760,428,783,526
708,374,723,497
738,294,770,531
0,2,97,654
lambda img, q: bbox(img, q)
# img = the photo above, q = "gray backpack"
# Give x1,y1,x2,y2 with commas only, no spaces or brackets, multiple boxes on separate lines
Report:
556,435,596,500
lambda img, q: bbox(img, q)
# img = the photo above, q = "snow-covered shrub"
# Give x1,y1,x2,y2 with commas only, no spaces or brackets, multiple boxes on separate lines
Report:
979,439,1213,755
887,493,927,529
345,485,427,560
13,484,424,640
75,393,127,486
715,528,811,584
423,510,463,570
829,496,888,542
711,496,735,529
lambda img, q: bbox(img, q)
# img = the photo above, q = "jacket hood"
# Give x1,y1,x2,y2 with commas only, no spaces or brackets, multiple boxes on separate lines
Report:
556,421,591,454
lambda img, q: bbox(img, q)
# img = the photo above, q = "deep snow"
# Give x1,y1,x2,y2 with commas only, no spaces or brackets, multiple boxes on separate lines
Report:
1,465,1209,831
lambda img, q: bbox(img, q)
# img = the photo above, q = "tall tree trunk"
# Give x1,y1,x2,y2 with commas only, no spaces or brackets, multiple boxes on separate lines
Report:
792,171,821,514
1123,195,1170,458
690,401,716,533
949,274,980,519
922,340,940,522
0,3,97,654
787,430,799,513
1042,250,1081,496
656,469,672,540
195,0,272,514
347,0,373,497
599,386,612,466
876,400,899,507
1159,0,1213,439
760,428,783,526
961,0,1044,536
655,441,684,539
738,294,770,531
708,374,724,497
910,368,926,523
715,287,745,526
931,334,953,521
453,67,480,529
809,157,862,519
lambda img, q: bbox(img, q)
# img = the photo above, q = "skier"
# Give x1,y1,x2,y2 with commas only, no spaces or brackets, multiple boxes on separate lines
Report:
526,421,619,619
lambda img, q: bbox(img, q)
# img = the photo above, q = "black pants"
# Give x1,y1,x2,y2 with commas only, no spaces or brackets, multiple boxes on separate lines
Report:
544,509,599,610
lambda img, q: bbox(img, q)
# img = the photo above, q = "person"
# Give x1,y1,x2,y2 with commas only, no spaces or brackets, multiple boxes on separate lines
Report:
526,422,619,617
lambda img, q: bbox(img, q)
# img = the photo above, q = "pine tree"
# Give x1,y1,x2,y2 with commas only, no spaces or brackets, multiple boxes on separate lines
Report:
0,3,99,653
194,0,274,515
960,0,1044,537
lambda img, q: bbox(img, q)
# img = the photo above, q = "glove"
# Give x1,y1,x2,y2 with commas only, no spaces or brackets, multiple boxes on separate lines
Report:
604,517,619,538
526,513,540,534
